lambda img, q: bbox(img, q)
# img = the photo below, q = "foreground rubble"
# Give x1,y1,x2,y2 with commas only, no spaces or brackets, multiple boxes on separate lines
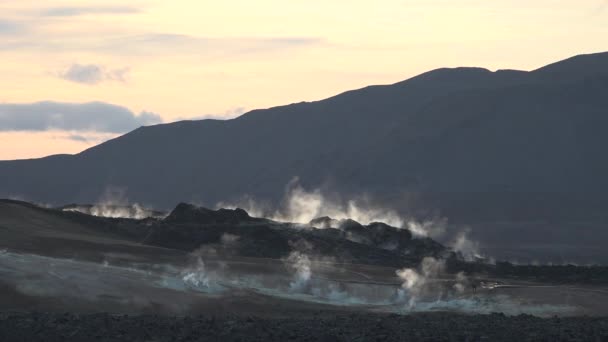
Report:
1,311,607,342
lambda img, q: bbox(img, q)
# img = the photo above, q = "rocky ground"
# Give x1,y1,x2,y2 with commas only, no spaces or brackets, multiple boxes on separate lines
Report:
2,200,608,341
1,311,607,342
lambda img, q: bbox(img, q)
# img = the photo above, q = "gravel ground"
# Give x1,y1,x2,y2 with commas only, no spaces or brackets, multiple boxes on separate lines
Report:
1,311,607,342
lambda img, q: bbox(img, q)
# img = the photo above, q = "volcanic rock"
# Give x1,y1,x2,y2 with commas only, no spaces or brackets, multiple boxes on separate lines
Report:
164,203,258,225
309,216,339,229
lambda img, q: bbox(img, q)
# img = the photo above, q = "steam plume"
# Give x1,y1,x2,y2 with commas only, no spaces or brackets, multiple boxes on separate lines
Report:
450,228,482,262
62,187,164,219
285,251,312,292
219,178,405,228
396,257,472,308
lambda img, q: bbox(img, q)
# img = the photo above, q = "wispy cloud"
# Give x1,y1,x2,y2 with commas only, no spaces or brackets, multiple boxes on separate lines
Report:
0,19,22,35
59,132,116,144
39,6,142,17
114,34,323,55
0,3,324,58
58,63,129,85
182,107,249,121
0,30,325,58
0,101,162,133
65,134,91,143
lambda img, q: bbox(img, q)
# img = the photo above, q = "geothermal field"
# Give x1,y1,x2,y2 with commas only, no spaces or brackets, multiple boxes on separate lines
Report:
1,199,608,341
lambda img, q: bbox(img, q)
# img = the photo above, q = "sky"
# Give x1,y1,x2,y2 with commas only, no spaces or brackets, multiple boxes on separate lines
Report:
0,0,607,160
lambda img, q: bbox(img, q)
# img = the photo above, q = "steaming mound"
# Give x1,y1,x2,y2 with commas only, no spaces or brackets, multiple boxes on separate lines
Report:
0,199,447,267
340,220,413,248
142,204,449,266
307,216,444,259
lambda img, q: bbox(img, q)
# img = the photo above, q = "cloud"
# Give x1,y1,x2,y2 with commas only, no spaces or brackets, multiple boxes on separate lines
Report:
60,132,118,145
0,31,325,58
40,6,141,17
49,132,118,144
224,107,248,118
65,134,91,143
0,101,162,133
116,34,323,56
58,64,129,85
185,107,248,121
0,19,21,35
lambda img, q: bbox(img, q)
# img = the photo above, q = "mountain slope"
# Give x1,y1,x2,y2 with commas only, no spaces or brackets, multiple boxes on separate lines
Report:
1,52,608,218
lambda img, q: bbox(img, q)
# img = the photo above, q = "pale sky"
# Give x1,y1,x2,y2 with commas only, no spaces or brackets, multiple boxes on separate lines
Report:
1,0,607,160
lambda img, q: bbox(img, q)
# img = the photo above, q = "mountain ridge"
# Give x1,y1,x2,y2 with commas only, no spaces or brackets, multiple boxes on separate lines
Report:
1,51,607,219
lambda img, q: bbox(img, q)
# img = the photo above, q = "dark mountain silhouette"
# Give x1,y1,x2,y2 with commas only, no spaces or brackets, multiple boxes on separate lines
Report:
1,52,608,224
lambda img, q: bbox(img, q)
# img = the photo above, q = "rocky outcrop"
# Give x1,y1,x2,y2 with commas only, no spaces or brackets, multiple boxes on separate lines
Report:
164,203,260,225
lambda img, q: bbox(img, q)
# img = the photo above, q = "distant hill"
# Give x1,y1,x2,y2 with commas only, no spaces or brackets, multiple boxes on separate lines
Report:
1,52,608,222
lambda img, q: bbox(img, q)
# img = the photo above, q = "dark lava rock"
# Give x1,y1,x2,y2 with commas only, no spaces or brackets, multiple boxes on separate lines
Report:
309,216,339,229
164,203,259,225
338,219,365,231
338,220,415,252
366,222,412,249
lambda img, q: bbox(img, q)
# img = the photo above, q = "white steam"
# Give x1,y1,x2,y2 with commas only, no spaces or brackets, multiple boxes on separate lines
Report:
396,257,472,309
406,218,447,238
218,178,405,228
216,178,488,263
0,250,582,317
182,257,220,291
64,203,159,219
217,178,456,243
450,228,483,262
453,272,469,293
62,187,164,219
284,251,312,292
